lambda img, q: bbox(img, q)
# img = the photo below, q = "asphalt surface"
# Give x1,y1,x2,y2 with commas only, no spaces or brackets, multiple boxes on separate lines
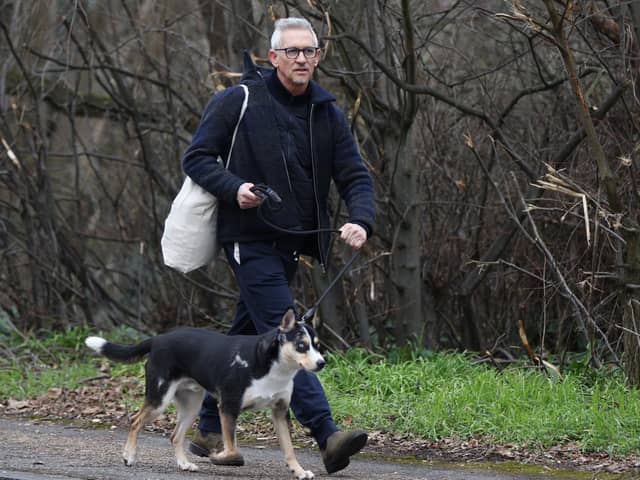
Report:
0,417,590,480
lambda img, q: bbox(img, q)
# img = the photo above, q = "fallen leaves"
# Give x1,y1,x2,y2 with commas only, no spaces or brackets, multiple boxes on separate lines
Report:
6,399,30,410
365,429,640,473
2,376,142,428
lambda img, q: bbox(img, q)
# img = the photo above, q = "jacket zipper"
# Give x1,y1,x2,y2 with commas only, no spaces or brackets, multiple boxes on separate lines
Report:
282,151,293,193
309,104,326,272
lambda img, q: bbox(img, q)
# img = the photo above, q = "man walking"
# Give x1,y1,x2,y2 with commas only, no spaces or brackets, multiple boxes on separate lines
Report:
182,17,375,474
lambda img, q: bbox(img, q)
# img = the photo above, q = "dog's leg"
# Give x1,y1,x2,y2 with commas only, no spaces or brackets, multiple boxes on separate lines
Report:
123,367,175,467
210,407,244,466
272,401,314,479
171,388,205,472
123,401,162,466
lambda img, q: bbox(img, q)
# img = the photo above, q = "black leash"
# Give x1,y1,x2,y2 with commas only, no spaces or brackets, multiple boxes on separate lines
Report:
250,184,361,323
300,251,360,323
250,184,342,235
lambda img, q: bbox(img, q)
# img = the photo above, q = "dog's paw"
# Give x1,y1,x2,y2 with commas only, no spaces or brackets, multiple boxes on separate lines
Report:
122,451,136,467
177,459,199,472
294,469,314,479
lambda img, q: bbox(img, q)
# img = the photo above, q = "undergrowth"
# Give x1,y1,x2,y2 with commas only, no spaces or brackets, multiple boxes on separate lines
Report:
1,327,639,456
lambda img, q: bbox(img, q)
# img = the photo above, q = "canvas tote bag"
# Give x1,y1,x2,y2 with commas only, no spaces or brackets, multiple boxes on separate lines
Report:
161,84,249,273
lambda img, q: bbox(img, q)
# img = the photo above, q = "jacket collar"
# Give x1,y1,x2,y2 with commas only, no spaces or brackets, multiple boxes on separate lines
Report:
266,70,311,107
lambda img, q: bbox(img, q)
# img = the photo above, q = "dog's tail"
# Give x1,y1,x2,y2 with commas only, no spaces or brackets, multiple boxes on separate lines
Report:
85,336,152,363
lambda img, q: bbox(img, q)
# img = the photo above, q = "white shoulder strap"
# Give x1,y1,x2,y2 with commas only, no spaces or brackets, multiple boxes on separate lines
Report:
225,84,249,169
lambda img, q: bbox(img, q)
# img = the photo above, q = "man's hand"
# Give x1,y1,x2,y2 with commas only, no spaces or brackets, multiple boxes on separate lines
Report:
340,223,368,249
236,182,262,209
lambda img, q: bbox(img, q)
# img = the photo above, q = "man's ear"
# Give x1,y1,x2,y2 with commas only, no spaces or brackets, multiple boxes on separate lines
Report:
278,308,296,333
268,49,279,68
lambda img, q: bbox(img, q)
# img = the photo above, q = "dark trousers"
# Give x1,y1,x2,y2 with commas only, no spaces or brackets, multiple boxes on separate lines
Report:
197,240,338,449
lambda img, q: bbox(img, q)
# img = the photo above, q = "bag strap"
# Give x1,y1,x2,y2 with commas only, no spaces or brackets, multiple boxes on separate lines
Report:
225,84,249,169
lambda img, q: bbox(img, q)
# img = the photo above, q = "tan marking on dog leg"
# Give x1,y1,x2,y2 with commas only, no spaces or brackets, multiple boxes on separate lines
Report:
171,389,205,471
272,403,314,479
123,402,160,466
220,412,237,454
210,408,244,465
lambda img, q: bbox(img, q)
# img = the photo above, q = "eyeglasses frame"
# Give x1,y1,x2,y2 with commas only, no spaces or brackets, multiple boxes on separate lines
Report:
274,46,320,60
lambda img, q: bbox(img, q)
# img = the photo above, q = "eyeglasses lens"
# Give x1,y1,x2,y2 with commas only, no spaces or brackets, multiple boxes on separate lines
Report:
285,47,317,59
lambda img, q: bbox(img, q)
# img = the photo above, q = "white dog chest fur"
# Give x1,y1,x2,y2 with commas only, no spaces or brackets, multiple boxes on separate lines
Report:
241,364,294,410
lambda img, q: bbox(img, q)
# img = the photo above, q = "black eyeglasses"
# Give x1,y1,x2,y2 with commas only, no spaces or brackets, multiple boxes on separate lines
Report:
274,47,320,59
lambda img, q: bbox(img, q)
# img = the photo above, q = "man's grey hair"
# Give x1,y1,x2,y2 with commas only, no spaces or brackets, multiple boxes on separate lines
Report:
270,17,319,49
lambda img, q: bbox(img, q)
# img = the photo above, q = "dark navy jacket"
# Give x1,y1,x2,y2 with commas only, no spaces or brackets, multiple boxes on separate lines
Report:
182,53,375,268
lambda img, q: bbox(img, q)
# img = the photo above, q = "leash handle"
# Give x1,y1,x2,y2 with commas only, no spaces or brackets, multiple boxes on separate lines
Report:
250,184,282,203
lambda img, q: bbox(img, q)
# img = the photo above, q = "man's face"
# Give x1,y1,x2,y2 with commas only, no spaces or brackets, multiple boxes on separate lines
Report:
269,28,320,95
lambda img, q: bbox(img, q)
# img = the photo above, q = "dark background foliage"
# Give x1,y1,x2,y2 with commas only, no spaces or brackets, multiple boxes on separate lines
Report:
2,0,640,381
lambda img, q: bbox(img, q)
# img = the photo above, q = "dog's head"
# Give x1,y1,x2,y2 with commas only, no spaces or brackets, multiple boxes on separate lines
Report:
277,309,325,372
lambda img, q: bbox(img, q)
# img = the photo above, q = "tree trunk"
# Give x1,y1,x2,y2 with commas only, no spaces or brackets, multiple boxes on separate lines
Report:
198,0,230,69
389,121,423,345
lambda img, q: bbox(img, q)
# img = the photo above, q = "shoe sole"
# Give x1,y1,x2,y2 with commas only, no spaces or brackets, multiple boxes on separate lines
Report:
188,441,210,458
190,442,245,466
324,431,368,474
210,454,245,466
325,457,350,475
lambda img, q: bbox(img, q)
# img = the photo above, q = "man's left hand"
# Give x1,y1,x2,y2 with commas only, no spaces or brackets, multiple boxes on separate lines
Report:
340,223,367,249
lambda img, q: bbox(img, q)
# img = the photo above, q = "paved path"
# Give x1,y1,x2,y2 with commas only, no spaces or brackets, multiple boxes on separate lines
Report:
0,417,584,480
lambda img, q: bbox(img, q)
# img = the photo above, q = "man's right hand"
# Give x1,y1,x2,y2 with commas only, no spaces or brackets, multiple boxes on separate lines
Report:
237,182,262,209
339,223,368,250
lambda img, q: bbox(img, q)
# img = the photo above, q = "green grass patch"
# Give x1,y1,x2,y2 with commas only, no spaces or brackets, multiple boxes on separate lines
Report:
2,328,640,457
0,325,146,400
321,349,640,455
0,361,97,400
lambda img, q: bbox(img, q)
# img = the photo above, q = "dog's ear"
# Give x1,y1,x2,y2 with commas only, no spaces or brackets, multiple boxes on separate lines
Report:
278,308,297,333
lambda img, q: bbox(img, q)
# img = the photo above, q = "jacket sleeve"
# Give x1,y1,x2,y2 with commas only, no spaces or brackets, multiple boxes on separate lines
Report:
330,106,376,237
182,86,246,206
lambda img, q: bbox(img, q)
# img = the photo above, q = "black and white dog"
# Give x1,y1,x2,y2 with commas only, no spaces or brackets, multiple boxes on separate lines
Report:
85,309,324,479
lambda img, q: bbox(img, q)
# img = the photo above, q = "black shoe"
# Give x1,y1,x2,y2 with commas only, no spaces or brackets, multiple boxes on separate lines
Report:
320,430,368,474
189,429,223,457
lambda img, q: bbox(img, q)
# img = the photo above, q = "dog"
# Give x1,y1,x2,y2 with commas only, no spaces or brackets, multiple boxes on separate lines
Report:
85,309,324,479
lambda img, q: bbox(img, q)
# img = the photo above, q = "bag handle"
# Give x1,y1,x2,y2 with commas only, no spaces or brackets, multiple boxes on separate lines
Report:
225,84,249,169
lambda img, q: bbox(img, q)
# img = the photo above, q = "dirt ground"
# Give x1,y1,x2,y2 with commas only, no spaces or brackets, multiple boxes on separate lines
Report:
1,374,639,477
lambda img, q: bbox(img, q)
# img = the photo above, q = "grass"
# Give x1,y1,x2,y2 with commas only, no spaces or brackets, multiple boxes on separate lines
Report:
1,327,640,456
322,349,640,455
0,325,145,400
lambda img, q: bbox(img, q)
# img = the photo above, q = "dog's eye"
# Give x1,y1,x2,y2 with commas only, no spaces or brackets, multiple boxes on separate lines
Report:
297,342,308,352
